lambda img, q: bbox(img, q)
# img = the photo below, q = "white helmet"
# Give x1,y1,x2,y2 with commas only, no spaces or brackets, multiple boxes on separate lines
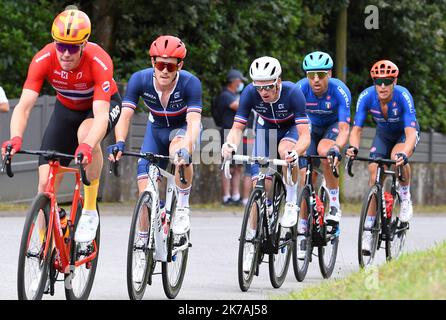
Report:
249,56,282,81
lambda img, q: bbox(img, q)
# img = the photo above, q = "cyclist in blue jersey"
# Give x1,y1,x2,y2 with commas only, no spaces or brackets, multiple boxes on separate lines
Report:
222,56,310,238
295,51,351,259
107,35,202,236
297,52,351,219
346,60,419,254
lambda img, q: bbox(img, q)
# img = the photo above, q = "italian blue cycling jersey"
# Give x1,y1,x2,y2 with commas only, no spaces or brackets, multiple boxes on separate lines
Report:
296,77,351,127
354,85,419,133
234,81,309,129
122,68,202,128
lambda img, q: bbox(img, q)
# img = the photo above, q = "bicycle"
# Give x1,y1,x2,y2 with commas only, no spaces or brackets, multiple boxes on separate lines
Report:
223,154,294,292
346,156,408,268
110,151,190,300
293,154,340,281
1,147,99,300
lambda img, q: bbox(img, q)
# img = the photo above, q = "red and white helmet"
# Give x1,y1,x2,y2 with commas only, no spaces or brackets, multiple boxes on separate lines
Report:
149,35,187,59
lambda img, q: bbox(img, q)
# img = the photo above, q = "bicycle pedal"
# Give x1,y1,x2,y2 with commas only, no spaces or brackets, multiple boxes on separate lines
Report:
188,242,192,248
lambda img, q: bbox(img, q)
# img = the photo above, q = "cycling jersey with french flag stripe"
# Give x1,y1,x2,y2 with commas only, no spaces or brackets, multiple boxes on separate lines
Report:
122,68,202,128
235,81,308,129
23,42,118,111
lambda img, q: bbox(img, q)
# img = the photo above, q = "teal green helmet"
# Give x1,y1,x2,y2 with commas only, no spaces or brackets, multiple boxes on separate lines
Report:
302,51,333,71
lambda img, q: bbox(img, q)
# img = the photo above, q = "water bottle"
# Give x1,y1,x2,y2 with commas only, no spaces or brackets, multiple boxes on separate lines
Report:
58,207,69,238
384,192,394,218
160,200,170,240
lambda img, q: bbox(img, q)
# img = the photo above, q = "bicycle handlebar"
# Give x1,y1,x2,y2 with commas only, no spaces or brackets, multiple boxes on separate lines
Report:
299,154,339,178
346,156,404,181
1,148,90,185
109,150,187,185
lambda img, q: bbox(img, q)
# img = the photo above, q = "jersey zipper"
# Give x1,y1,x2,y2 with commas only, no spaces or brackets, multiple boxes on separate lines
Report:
270,103,280,128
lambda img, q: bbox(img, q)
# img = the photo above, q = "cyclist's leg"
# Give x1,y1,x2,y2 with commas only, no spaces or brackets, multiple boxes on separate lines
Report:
390,130,420,222
277,126,300,228
317,123,342,220
38,99,86,193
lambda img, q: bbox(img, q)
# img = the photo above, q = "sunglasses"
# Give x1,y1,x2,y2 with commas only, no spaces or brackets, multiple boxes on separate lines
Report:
55,42,82,54
154,61,179,73
307,71,329,79
373,78,395,86
253,80,278,92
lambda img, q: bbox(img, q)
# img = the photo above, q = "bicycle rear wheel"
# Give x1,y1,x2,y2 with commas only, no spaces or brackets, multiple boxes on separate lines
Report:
162,196,189,299
385,192,407,260
318,186,339,279
65,203,100,300
238,188,263,292
17,193,52,300
358,185,381,268
127,191,154,300
269,177,292,288
292,185,313,282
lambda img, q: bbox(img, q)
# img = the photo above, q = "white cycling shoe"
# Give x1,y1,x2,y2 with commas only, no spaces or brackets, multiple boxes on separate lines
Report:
74,209,99,243
326,206,342,225
296,235,307,260
399,199,413,223
172,207,190,235
243,245,255,272
280,202,298,228
361,231,373,256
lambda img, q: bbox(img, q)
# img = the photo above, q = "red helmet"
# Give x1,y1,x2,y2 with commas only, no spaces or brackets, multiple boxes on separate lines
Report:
370,60,399,78
149,35,187,59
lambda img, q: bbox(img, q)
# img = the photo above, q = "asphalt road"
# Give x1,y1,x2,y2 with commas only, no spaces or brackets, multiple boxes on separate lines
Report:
0,210,445,300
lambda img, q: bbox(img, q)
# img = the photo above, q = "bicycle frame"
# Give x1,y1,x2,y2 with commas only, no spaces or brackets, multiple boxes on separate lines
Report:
43,160,98,273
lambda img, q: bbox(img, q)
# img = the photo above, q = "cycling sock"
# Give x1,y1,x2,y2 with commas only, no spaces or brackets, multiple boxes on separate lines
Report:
399,185,411,201
242,198,249,206
365,216,376,228
231,193,241,202
177,185,191,208
83,178,99,211
223,195,231,202
329,188,340,209
286,183,298,203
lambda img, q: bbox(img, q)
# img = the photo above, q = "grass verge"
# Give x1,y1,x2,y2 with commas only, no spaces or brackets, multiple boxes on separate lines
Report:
281,241,446,300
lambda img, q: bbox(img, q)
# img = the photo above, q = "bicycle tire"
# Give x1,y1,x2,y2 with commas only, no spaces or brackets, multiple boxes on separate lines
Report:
65,203,101,300
17,193,52,300
385,192,406,260
269,177,292,288
162,195,189,299
358,185,381,268
127,191,153,300
292,185,313,282
318,186,339,279
238,188,263,292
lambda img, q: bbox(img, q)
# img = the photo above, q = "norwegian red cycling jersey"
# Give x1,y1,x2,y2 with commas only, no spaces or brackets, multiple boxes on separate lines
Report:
23,42,118,111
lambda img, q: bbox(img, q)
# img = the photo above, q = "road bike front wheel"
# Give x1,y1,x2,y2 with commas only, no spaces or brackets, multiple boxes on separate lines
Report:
358,185,381,268
318,186,339,279
65,203,101,300
385,192,407,260
238,188,263,292
293,185,313,282
162,196,189,299
127,191,154,300
17,193,52,300
269,177,292,288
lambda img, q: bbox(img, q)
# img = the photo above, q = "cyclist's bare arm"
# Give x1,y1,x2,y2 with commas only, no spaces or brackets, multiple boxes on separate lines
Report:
346,125,363,157
400,127,417,156
82,100,110,149
183,112,201,153
1,89,39,157
222,122,245,158
0,102,9,113
294,123,311,155
335,122,350,149
108,107,135,161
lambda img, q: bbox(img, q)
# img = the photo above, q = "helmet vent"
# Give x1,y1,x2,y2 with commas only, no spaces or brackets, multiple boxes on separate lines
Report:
270,67,276,76
164,40,169,48
264,62,270,69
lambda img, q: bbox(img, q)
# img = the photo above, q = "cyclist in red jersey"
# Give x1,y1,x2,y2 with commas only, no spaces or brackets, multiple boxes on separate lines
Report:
1,9,122,243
